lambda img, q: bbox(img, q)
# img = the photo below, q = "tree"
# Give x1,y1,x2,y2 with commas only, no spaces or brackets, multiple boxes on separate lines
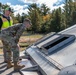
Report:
50,8,62,32
63,0,76,27
40,4,51,33
28,3,42,33
40,4,50,16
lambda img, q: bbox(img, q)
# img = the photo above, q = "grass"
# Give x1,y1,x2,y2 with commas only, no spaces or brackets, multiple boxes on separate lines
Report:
0,34,43,54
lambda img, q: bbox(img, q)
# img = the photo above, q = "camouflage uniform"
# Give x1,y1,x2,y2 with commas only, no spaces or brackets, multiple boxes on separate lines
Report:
2,40,12,61
0,23,26,62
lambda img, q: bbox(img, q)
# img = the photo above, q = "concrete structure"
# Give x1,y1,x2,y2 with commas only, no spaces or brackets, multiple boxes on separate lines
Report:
20,24,76,75
0,54,22,75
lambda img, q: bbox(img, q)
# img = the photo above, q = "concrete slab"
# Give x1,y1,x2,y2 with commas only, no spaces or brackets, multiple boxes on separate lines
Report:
19,59,40,75
0,54,22,75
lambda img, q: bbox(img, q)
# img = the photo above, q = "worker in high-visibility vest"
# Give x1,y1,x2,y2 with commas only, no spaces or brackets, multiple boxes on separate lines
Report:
0,7,13,63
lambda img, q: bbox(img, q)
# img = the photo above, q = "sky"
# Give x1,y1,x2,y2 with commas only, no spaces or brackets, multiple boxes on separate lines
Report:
0,0,65,16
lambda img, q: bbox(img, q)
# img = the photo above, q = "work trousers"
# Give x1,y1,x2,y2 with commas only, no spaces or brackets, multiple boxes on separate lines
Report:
2,40,20,62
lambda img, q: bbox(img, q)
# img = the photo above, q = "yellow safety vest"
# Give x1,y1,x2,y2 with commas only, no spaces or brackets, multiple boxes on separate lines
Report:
0,16,13,28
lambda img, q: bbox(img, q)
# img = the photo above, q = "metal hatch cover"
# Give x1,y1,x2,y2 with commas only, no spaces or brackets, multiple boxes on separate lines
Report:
36,34,75,54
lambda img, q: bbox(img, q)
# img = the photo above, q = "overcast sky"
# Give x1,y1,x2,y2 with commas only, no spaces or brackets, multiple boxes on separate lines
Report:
0,0,65,16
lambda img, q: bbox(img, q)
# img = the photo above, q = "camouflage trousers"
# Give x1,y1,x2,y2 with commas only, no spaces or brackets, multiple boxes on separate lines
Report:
2,40,12,61
2,40,20,62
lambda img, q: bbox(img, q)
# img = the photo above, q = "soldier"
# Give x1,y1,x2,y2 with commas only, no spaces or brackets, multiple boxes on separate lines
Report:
0,7,13,62
0,18,31,71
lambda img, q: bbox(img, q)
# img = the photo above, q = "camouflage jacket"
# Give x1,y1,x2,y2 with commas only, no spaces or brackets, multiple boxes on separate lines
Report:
0,23,26,44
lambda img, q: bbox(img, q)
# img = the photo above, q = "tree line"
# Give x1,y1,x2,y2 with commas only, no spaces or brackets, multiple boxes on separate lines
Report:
0,0,76,34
